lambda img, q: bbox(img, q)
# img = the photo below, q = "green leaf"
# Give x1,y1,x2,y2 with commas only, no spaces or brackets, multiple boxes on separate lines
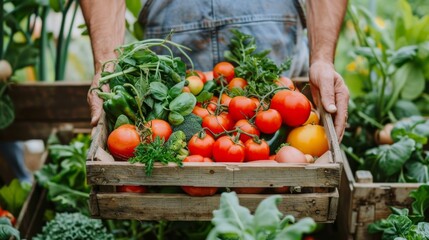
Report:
405,159,429,183
399,65,425,100
253,195,282,232
168,111,184,126
0,179,31,216
389,45,417,66
169,92,196,116
210,192,253,239
391,100,421,120
149,82,168,101
125,0,142,18
114,114,130,129
168,81,186,99
410,184,429,219
365,138,415,177
415,222,429,237
417,41,429,60
274,218,316,240
0,93,15,130
196,91,213,102
0,217,20,240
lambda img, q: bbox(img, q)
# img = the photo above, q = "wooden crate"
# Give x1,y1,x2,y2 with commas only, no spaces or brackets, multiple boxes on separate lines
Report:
337,153,421,240
86,83,344,222
0,82,91,141
14,127,90,239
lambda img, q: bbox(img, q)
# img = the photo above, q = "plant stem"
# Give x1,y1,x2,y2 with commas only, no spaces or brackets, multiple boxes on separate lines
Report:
55,0,74,80
99,67,138,83
0,0,3,59
59,1,78,81
38,6,49,81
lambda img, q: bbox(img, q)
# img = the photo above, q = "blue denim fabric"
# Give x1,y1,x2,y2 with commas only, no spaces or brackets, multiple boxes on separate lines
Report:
0,142,32,183
139,0,308,76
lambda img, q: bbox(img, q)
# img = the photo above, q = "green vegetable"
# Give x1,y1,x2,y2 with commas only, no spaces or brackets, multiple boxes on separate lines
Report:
168,111,185,126
169,92,197,116
166,130,189,160
368,184,429,239
261,126,289,155
172,113,203,141
97,85,137,123
33,212,114,240
35,133,91,214
207,192,316,240
0,179,31,216
129,137,183,176
224,29,291,97
114,114,130,129
0,217,20,240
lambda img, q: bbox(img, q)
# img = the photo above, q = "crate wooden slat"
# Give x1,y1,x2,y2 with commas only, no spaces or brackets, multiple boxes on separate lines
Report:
0,82,91,140
89,190,338,221
86,81,343,222
337,152,421,240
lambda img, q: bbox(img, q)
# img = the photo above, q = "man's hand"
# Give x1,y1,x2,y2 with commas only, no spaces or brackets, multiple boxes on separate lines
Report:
88,73,107,127
309,61,349,141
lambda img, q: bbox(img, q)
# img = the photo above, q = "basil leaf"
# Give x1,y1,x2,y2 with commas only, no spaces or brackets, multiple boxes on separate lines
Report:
149,82,168,101
168,81,186,99
169,92,196,116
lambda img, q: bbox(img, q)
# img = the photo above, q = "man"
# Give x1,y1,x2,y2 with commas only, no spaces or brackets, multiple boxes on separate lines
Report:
80,0,349,141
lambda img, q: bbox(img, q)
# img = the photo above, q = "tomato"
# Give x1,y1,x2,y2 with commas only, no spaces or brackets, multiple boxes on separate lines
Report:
182,86,191,93
273,186,290,194
202,114,233,137
107,124,140,161
274,76,295,90
275,145,307,163
244,139,270,162
145,119,172,141
186,75,204,95
229,96,257,122
187,69,207,83
228,77,247,90
220,93,232,107
206,96,219,112
204,71,214,81
255,109,282,134
192,105,212,119
188,133,215,158
269,155,276,160
287,125,329,157
270,90,311,127
234,119,260,143
117,185,148,193
212,136,245,162
182,155,218,196
0,208,16,225
232,187,265,194
303,109,320,125
213,61,235,83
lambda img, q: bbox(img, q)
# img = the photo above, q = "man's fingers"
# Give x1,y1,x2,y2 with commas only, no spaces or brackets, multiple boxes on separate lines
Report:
333,73,349,141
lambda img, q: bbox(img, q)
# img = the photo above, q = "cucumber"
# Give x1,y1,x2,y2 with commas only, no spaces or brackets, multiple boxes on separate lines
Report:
260,126,290,155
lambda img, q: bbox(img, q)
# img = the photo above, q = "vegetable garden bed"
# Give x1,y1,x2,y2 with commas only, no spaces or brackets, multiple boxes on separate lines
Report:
337,153,421,240
86,80,344,223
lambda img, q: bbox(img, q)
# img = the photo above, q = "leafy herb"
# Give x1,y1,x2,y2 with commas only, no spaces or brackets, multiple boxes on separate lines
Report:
33,212,114,240
0,217,20,240
129,136,183,176
207,192,316,240
224,29,291,97
35,133,91,214
368,184,429,239
0,179,31,216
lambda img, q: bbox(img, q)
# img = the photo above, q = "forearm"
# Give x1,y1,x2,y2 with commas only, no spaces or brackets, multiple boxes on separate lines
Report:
80,0,126,73
306,0,347,64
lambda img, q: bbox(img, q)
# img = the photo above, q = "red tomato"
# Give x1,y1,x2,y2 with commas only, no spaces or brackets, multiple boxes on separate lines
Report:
204,71,214,81
212,136,245,162
0,209,16,225
220,93,232,107
244,139,270,162
270,90,311,127
186,75,204,95
187,69,207,83
255,109,282,134
274,76,295,90
234,119,260,144
202,114,233,137
144,119,172,141
107,124,140,161
228,77,248,90
192,105,212,119
213,62,235,82
188,133,215,158
206,96,219,112
182,155,218,196
232,187,265,194
229,96,257,122
117,185,148,193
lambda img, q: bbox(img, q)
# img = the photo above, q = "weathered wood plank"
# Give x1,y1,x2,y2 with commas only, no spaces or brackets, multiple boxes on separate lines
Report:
91,191,338,222
87,161,341,187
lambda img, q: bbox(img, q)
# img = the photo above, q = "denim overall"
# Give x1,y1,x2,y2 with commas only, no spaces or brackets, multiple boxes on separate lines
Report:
139,0,308,77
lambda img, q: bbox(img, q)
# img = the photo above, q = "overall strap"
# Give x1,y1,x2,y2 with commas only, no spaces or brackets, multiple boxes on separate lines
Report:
294,0,307,28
